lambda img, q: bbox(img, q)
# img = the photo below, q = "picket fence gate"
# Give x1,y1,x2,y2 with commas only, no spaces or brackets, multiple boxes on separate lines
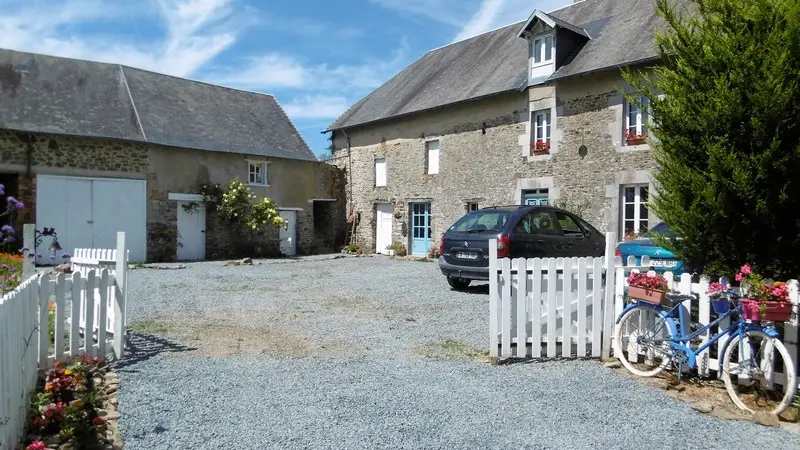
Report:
71,247,130,335
489,233,800,392
0,231,128,450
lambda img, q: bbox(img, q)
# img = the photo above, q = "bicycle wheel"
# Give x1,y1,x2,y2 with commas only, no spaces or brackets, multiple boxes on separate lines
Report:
616,304,676,377
721,329,797,415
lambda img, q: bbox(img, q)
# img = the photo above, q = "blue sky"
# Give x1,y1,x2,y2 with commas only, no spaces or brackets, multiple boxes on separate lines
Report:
0,0,569,158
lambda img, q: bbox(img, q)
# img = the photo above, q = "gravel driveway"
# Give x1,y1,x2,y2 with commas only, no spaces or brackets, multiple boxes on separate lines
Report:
116,255,800,450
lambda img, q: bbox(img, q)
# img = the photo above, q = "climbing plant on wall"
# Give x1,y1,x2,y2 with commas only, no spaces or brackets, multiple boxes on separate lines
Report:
201,179,285,231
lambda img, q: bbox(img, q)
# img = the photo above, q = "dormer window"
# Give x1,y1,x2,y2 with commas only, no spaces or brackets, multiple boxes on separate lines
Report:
532,34,554,65
529,33,556,80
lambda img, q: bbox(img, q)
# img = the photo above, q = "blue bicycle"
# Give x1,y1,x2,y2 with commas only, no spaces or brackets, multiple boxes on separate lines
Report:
615,284,797,415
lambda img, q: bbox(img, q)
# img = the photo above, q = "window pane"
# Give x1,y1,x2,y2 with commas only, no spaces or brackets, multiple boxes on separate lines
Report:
640,187,649,203
640,205,649,220
625,203,635,220
545,36,553,60
555,212,581,235
624,187,636,203
534,39,542,62
545,122,551,141
628,104,639,131
639,221,649,234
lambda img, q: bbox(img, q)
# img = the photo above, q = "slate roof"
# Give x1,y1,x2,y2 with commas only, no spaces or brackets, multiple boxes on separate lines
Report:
329,0,674,131
0,48,317,162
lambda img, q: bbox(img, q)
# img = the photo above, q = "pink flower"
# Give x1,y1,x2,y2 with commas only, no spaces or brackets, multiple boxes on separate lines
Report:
27,441,46,450
707,282,724,294
735,273,743,282
740,264,752,276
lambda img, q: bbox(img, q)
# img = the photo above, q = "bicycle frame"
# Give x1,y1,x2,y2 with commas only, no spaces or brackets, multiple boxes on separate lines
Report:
616,299,779,371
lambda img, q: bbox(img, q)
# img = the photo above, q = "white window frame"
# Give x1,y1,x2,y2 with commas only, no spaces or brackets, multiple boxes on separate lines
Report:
620,184,650,238
247,160,268,186
374,158,387,187
467,202,479,212
531,33,554,67
425,139,440,175
531,110,552,154
625,96,649,142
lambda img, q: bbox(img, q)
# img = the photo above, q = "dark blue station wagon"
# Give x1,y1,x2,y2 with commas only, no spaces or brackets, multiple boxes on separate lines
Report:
437,206,606,290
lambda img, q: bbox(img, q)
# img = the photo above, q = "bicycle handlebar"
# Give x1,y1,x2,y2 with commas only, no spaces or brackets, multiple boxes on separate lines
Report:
708,288,742,300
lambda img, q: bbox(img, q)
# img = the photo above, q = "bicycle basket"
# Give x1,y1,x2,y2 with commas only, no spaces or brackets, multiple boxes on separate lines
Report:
710,298,730,314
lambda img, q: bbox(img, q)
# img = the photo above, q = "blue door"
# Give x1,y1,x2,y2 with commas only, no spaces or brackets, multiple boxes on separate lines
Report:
410,202,431,256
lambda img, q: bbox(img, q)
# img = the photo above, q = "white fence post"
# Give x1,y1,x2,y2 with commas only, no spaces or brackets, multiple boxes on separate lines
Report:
113,232,127,359
601,232,617,360
22,224,35,279
787,280,799,385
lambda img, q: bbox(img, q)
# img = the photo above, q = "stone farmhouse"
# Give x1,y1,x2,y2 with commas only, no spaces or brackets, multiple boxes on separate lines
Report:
0,48,345,263
327,0,673,257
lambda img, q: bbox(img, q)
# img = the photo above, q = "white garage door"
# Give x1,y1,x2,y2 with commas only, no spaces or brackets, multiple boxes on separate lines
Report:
36,175,147,262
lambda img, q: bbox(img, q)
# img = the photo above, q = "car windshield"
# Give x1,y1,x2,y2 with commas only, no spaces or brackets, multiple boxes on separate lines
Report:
449,210,510,233
643,222,677,238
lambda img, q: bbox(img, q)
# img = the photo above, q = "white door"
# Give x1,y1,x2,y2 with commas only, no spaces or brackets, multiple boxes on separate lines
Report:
90,179,147,259
279,210,297,256
177,202,206,261
375,203,393,255
36,175,147,262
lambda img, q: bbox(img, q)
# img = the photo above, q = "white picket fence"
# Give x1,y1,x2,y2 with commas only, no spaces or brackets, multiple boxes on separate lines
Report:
71,247,129,335
614,255,800,390
489,233,617,360
489,233,800,391
0,232,128,450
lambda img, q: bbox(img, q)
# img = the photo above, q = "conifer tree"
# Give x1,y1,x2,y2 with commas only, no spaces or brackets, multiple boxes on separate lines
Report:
625,0,800,278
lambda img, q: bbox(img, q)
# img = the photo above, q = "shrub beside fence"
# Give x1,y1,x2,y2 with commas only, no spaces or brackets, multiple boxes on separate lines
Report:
0,231,128,450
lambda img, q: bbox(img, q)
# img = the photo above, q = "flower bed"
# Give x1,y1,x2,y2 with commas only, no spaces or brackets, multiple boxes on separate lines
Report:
22,356,124,450
0,252,23,295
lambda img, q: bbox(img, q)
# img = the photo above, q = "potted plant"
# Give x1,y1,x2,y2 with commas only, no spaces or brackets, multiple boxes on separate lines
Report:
626,271,670,306
734,264,793,322
530,140,550,155
387,242,407,257
625,130,647,145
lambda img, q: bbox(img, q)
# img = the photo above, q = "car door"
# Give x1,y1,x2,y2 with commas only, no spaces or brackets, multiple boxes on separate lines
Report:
525,210,563,258
553,210,589,257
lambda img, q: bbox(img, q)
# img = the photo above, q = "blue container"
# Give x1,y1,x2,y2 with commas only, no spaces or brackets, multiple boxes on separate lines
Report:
711,298,730,314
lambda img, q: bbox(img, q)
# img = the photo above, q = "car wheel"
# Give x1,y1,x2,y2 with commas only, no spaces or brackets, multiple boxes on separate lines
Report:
447,276,471,290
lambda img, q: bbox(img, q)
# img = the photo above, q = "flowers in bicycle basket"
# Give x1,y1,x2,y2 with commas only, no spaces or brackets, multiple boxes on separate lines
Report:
707,281,725,294
626,272,668,292
733,263,792,321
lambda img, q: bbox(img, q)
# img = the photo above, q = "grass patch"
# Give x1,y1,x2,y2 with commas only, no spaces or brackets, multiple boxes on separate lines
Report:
415,339,489,361
130,317,172,334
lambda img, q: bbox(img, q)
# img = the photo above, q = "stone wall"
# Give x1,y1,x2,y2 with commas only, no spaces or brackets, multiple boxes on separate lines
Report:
0,129,148,239
0,129,346,261
331,70,659,253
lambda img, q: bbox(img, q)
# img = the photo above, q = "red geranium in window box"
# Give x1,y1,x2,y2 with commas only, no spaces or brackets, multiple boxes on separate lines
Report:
530,140,550,155
625,130,647,145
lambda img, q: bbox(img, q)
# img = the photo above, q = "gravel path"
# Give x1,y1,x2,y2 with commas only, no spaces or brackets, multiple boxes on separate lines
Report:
115,255,800,449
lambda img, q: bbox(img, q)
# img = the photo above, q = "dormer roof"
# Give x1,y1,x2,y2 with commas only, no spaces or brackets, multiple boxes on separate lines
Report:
517,10,592,40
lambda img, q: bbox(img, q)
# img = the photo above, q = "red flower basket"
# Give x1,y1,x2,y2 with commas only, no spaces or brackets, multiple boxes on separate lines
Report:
530,140,550,155
628,286,669,306
740,299,792,322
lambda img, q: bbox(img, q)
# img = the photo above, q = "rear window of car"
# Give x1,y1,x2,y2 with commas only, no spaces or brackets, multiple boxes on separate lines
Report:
449,211,510,233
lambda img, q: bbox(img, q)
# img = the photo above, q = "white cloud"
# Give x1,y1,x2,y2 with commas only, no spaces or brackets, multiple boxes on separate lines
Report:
454,0,572,41
281,95,350,119
209,37,411,92
0,0,250,77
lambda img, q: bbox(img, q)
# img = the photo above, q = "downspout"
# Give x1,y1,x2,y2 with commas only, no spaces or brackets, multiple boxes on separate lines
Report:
340,128,354,217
